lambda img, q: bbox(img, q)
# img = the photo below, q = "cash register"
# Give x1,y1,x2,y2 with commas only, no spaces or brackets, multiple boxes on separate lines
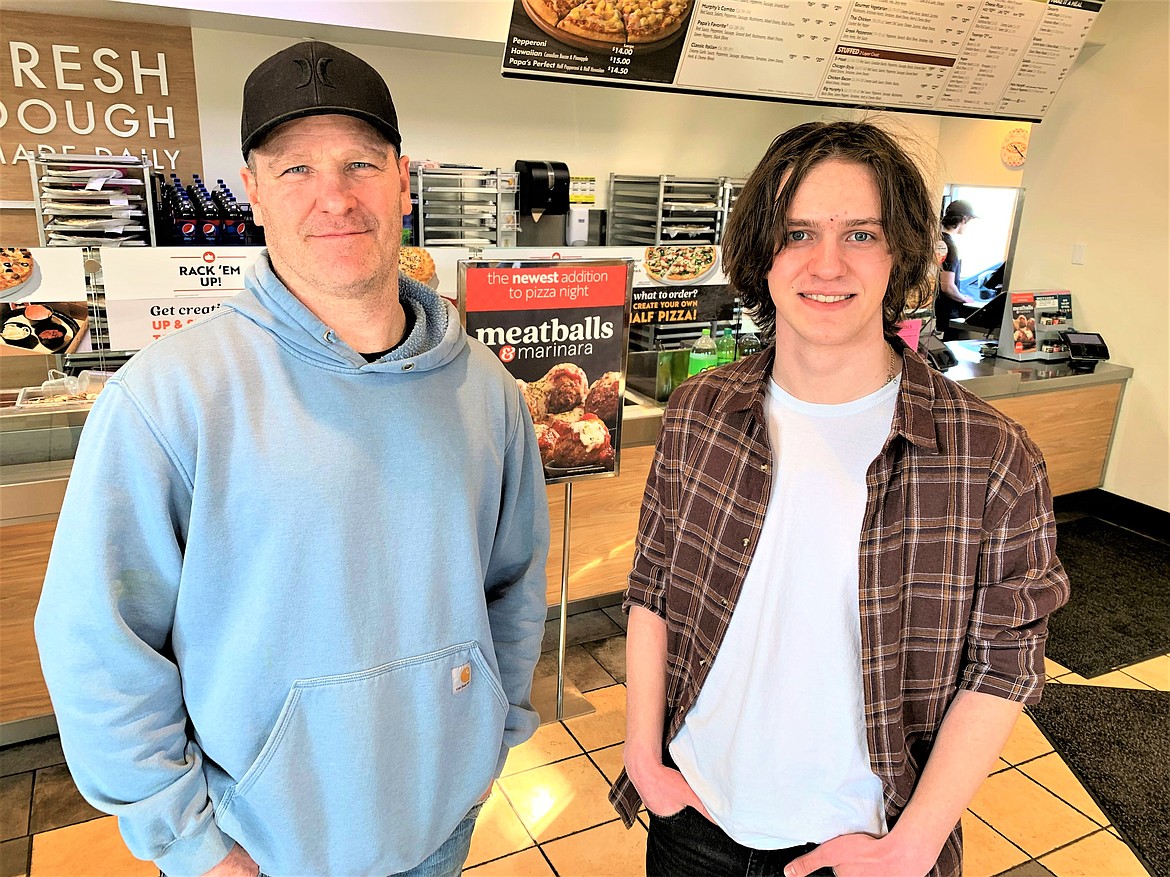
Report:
1059,331,1110,372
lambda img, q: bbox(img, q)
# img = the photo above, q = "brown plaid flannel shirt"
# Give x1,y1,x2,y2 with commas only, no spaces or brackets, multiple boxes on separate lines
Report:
609,344,1070,877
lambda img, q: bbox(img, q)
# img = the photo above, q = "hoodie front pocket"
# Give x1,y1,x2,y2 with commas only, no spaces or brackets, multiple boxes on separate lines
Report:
217,642,507,876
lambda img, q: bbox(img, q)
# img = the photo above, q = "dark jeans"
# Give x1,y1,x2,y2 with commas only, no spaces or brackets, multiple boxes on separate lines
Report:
646,806,834,877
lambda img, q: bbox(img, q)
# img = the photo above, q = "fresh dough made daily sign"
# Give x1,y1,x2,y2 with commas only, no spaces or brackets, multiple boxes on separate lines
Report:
461,259,632,485
0,11,204,202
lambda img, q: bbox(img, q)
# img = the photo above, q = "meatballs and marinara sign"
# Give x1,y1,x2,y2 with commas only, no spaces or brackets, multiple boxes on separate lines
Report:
461,259,632,485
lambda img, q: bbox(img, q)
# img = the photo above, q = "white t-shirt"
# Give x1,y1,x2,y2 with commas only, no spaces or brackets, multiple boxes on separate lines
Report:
669,374,899,848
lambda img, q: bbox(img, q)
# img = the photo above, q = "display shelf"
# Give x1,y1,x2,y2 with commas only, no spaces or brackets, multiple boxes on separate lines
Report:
720,177,746,232
30,154,157,248
411,166,519,247
607,175,746,246
607,175,725,246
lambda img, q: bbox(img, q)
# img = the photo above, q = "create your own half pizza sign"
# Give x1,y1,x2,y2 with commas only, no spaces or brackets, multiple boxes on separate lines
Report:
460,258,633,485
633,244,737,325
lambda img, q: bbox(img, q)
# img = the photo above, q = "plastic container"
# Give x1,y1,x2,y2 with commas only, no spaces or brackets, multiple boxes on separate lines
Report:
38,369,115,396
688,329,718,377
39,369,78,394
737,332,762,359
717,328,737,365
77,370,115,394
15,386,92,411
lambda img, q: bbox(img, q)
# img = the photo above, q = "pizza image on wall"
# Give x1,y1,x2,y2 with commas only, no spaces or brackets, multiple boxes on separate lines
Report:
0,248,38,301
643,245,717,283
523,0,692,51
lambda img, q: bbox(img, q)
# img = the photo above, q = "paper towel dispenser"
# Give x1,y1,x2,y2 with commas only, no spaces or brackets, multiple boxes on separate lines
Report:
515,160,570,222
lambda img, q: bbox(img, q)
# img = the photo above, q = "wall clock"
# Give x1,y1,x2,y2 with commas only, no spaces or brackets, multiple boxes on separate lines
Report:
1001,127,1030,168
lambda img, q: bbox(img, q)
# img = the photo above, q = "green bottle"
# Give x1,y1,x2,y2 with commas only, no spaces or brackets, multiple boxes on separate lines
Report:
688,328,718,377
717,328,737,365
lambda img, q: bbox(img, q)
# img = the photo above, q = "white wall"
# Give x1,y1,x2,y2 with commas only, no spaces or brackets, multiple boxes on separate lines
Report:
1009,0,1169,512
936,117,1030,189
124,0,518,43
192,29,844,202
191,30,962,206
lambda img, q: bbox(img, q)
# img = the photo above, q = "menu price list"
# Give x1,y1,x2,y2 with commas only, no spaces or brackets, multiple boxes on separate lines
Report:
502,0,1103,122
501,0,686,85
999,0,1100,117
677,1,844,97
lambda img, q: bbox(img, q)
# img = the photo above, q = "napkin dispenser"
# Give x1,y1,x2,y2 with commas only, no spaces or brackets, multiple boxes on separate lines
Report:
516,160,570,246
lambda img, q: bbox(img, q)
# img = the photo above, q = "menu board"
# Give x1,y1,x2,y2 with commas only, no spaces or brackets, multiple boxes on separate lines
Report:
501,0,1102,121
461,258,632,485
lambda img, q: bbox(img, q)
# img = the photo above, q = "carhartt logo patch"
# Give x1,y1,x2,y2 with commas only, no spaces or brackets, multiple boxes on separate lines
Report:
452,663,472,693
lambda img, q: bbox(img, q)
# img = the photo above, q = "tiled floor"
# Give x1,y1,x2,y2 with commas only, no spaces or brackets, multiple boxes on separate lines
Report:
2,612,1164,877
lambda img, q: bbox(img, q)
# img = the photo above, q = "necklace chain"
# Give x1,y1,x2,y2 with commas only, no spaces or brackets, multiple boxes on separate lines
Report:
885,344,898,385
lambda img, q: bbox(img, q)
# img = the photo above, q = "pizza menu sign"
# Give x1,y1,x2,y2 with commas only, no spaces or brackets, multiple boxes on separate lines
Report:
501,0,1101,122
1,247,89,358
461,258,632,485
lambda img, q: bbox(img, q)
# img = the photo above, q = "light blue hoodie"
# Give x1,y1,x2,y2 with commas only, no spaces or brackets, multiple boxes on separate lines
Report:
34,254,550,876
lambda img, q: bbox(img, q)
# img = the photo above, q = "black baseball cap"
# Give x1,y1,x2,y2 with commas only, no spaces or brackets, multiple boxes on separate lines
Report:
241,41,402,157
943,199,977,222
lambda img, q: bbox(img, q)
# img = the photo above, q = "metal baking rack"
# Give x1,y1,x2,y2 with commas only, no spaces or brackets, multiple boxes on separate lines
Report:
412,167,519,247
30,154,157,248
720,177,746,233
606,175,727,246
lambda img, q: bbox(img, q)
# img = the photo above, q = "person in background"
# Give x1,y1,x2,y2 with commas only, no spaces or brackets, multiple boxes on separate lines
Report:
36,40,549,877
609,121,1069,877
935,199,978,340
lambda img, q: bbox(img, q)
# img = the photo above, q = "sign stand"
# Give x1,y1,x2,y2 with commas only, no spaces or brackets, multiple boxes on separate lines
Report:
532,482,595,723
461,257,633,725
997,290,1074,362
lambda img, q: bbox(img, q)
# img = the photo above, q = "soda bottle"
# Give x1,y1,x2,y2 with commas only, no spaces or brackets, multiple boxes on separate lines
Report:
196,195,221,244
214,186,246,246
738,331,762,359
238,202,263,246
174,195,198,244
688,328,718,377
717,328,737,365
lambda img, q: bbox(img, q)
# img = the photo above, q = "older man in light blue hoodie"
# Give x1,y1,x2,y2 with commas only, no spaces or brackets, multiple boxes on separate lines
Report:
35,40,550,877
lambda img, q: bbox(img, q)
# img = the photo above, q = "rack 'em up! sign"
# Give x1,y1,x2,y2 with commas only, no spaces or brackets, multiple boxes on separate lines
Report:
461,259,632,485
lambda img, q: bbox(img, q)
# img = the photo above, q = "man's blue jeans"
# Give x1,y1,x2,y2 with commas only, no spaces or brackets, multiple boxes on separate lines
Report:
392,801,484,877
646,806,832,877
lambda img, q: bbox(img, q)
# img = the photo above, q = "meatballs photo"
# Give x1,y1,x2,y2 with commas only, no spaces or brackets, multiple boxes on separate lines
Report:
584,371,621,425
548,414,614,469
521,362,619,474
540,363,589,414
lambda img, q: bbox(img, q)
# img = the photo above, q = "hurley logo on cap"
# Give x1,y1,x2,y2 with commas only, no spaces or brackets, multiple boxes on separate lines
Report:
293,57,337,90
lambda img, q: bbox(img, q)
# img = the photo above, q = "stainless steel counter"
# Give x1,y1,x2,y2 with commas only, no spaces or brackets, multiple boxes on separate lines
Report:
0,345,1136,523
942,341,1134,400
